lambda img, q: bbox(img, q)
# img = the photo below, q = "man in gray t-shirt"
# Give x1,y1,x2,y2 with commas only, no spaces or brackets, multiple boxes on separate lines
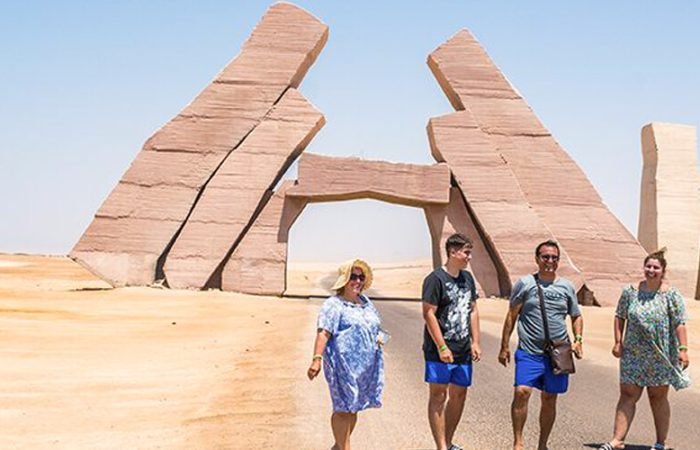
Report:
498,240,584,450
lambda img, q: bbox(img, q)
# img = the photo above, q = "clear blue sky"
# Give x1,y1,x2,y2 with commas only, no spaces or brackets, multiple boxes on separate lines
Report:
1,1,698,263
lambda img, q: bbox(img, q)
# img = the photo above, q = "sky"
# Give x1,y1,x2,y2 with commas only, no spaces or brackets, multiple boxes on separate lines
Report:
1,1,698,264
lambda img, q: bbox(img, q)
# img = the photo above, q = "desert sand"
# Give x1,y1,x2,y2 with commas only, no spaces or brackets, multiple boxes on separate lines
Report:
1,254,697,449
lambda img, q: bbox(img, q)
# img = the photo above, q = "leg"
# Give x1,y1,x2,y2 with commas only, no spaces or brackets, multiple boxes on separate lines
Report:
428,383,450,450
331,412,357,450
511,385,532,450
608,383,643,448
647,385,670,447
445,384,468,447
538,391,558,450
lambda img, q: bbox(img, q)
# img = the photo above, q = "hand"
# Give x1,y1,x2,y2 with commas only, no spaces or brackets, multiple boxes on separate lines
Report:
679,349,690,370
612,342,623,358
471,343,482,362
498,347,510,367
307,359,321,380
572,341,583,359
439,346,454,363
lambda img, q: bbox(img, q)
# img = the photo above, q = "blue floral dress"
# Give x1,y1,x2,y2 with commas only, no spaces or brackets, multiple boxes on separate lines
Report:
616,285,689,389
317,295,384,413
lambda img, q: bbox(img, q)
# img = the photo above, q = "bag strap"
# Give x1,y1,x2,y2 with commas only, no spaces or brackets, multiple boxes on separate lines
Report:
534,273,552,348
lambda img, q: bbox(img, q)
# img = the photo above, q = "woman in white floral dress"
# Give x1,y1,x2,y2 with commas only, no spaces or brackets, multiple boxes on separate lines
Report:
599,250,690,450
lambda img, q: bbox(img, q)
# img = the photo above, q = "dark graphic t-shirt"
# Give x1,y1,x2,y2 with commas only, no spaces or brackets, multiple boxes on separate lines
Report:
422,267,478,364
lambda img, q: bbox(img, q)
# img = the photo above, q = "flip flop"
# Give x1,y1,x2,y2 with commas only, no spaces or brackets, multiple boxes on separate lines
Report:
598,443,622,450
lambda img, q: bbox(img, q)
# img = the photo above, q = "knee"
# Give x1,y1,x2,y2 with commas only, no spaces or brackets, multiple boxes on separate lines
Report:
541,392,558,405
647,387,669,404
513,387,532,406
619,385,642,403
429,388,448,407
449,387,468,402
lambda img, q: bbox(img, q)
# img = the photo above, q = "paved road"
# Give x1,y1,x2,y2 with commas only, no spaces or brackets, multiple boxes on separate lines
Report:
329,301,700,450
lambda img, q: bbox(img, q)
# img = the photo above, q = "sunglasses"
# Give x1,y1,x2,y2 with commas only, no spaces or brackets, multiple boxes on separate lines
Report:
349,273,366,282
539,254,559,262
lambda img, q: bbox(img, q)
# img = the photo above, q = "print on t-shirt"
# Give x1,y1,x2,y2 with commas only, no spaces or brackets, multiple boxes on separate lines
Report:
442,280,473,341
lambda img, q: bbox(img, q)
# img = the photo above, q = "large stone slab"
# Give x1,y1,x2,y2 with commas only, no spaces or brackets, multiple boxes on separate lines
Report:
639,123,700,299
164,89,324,289
221,182,306,295
427,110,585,298
287,153,451,206
428,29,645,305
71,3,328,286
424,187,504,297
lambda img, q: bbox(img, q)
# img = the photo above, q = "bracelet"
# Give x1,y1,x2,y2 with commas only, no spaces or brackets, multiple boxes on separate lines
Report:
312,354,323,360
574,335,583,343
678,345,688,351
439,344,448,352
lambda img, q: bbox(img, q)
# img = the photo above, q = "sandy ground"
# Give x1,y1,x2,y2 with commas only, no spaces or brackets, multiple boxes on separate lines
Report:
0,254,319,449
1,254,698,449
286,259,432,299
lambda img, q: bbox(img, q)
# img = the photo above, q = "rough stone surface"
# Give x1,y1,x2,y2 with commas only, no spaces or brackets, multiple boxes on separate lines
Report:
286,153,451,207
164,89,324,289
424,187,502,297
221,182,306,295
428,29,646,305
639,123,700,299
427,110,585,297
71,3,328,286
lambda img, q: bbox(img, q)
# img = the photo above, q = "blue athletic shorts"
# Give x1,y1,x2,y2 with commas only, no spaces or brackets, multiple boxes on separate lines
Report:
425,361,473,387
514,349,568,394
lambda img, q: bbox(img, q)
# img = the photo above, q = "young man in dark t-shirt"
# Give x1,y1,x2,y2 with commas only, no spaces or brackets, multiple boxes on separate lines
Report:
422,233,481,450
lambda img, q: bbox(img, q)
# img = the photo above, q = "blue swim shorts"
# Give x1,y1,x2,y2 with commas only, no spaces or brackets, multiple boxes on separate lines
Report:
514,348,569,394
425,361,473,387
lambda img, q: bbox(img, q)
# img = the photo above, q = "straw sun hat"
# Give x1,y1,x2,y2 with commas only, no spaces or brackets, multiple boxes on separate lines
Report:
331,258,373,291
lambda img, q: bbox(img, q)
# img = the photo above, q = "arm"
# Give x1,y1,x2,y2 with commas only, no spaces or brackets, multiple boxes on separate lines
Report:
423,302,453,363
307,329,331,380
470,301,481,362
676,324,689,368
571,314,583,359
612,316,625,358
498,303,522,367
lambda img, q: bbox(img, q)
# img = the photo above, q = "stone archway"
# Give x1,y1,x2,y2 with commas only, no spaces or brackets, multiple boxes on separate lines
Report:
220,153,504,298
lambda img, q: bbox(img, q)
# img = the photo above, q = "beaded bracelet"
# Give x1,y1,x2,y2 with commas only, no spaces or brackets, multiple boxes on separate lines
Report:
678,345,688,351
312,354,323,360
439,344,448,352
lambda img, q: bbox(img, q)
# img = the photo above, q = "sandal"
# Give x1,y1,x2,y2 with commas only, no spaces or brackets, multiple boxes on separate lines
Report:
651,444,668,450
598,443,623,450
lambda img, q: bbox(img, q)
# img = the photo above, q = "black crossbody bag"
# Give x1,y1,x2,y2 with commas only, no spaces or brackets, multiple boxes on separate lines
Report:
534,274,576,375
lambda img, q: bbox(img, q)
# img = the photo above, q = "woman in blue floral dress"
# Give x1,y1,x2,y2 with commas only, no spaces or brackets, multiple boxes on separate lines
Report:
599,250,690,450
307,259,385,450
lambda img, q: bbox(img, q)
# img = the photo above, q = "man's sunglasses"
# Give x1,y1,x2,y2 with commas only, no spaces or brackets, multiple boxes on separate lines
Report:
539,254,559,262
349,273,366,282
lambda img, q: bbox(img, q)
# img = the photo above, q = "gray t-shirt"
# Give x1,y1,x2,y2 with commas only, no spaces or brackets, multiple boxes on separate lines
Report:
509,274,581,355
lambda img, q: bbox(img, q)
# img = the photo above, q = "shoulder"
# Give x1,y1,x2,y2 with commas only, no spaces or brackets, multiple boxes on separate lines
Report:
515,274,535,289
425,268,442,280
556,277,575,289
664,286,684,300
423,268,444,285
322,296,342,309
